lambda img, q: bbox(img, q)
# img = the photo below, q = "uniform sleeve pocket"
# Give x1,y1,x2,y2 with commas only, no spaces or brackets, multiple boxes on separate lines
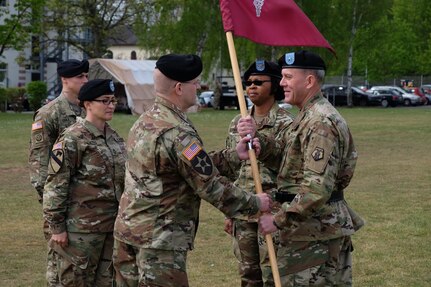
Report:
306,134,335,174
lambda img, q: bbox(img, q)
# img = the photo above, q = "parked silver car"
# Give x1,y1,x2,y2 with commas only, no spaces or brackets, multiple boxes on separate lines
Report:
368,86,421,106
198,91,214,107
420,85,431,105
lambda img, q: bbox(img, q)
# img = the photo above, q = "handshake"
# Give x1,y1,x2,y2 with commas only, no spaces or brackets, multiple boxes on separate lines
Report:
224,193,278,236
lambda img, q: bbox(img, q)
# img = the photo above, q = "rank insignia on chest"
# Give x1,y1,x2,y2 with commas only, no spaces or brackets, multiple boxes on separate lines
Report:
312,147,324,161
49,141,64,174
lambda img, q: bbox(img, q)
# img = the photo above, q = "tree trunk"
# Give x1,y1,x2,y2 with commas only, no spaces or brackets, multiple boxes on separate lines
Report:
347,0,358,107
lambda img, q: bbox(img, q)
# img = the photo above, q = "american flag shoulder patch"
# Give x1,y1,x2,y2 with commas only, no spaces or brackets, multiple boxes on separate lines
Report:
53,141,63,150
182,141,202,161
31,120,43,131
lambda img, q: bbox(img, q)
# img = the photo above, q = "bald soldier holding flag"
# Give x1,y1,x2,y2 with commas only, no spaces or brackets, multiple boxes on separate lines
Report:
113,54,272,287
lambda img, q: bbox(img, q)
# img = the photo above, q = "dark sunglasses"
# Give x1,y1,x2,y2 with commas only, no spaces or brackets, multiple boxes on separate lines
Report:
244,80,271,86
92,99,118,106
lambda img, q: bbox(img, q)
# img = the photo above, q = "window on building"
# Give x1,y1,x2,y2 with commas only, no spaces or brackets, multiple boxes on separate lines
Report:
0,62,7,87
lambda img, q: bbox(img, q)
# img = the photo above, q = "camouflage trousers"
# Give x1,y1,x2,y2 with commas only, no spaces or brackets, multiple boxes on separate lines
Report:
232,219,279,287
43,218,60,287
52,232,114,287
278,236,353,286
113,239,189,287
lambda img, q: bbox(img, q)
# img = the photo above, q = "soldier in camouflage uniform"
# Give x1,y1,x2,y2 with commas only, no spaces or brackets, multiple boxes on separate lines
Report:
43,79,126,286
28,59,89,286
112,54,272,287
223,60,293,287
240,50,365,286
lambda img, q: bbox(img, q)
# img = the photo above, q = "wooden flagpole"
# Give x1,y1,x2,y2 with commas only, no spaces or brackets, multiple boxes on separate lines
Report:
225,31,282,287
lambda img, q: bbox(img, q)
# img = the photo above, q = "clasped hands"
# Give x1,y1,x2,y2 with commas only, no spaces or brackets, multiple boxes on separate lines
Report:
235,116,260,159
232,116,279,235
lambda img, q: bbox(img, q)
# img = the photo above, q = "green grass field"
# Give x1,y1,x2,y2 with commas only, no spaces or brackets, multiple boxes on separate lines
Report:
0,107,430,286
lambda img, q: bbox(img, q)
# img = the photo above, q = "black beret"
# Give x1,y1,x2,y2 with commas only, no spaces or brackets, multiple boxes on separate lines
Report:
57,59,89,78
243,60,281,81
156,54,202,82
78,79,115,102
278,50,326,71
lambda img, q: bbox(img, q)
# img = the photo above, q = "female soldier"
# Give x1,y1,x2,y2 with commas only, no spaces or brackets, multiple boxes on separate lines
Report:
43,79,126,286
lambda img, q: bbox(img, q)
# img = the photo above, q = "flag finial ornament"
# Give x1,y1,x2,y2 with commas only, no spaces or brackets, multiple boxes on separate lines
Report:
253,0,264,17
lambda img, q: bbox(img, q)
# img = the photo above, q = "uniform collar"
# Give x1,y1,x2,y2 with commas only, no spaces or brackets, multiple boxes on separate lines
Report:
58,93,84,116
155,96,189,123
250,101,280,128
290,92,324,130
77,117,113,139
300,92,323,112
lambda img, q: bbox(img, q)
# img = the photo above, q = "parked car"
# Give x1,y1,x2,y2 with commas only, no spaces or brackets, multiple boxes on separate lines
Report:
404,87,428,105
219,85,241,110
278,101,292,109
404,87,429,105
420,84,431,105
198,91,214,107
211,86,252,110
357,85,371,92
367,89,404,107
368,86,422,106
322,85,372,106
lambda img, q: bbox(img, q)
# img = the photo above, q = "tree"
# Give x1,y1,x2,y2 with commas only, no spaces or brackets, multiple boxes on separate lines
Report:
0,0,45,57
26,80,47,111
42,0,147,58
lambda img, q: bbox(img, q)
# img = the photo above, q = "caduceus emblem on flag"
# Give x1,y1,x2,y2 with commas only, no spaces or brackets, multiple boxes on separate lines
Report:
253,0,264,17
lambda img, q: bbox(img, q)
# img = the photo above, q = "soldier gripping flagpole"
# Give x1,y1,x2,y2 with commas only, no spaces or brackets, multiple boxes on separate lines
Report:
224,30,283,287
219,1,336,285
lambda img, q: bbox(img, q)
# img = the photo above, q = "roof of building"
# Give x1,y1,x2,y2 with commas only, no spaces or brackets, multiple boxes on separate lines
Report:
107,25,137,46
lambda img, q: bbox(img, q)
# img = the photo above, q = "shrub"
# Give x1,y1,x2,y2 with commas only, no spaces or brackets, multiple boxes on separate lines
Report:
0,88,7,112
27,81,47,111
5,87,26,112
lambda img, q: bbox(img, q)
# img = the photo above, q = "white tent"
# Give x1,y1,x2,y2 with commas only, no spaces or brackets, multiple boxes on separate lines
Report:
89,59,156,115
89,58,199,115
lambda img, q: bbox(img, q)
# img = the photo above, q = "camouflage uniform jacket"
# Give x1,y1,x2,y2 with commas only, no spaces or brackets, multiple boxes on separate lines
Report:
29,94,86,202
114,97,260,251
225,102,293,220
260,93,364,241
43,117,126,234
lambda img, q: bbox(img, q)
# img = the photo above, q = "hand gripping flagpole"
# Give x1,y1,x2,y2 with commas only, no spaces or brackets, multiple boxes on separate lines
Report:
225,31,282,287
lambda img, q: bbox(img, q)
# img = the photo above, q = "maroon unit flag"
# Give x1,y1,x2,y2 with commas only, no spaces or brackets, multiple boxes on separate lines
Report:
219,0,335,54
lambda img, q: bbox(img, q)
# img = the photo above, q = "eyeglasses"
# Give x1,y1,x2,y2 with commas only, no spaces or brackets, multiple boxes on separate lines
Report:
92,99,118,106
244,80,272,87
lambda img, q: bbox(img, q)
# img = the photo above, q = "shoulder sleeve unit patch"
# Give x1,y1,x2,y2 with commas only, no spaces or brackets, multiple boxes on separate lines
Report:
182,141,202,161
182,141,213,176
49,141,64,174
31,120,43,131
307,135,335,174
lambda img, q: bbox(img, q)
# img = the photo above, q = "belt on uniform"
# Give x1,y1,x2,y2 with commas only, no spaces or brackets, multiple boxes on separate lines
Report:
275,190,344,203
